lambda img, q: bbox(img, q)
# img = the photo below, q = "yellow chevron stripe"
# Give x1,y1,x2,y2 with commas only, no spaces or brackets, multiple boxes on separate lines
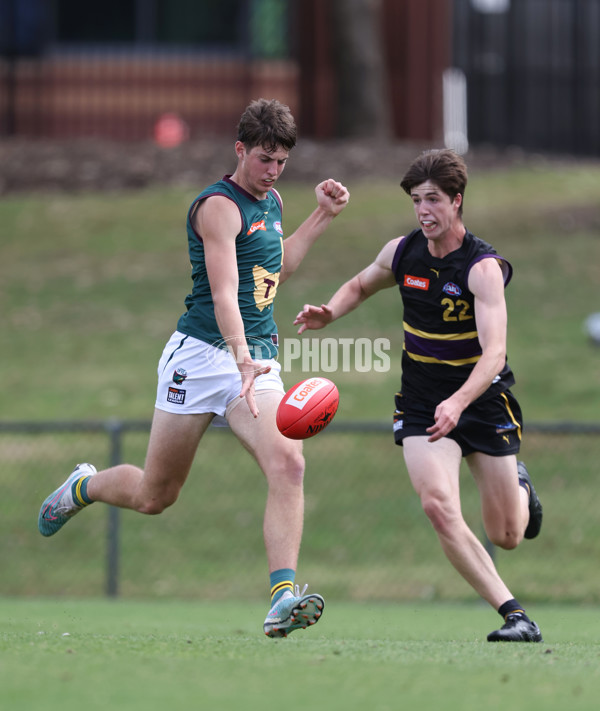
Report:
403,321,478,341
403,344,481,366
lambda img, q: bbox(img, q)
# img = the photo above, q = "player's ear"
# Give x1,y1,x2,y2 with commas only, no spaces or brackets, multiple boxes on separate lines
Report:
235,141,246,160
454,193,463,209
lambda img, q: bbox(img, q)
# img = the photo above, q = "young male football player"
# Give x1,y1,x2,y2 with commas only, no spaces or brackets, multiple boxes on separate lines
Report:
39,98,349,638
295,148,543,642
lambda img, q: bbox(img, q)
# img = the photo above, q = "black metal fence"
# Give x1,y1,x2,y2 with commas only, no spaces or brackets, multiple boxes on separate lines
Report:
3,419,600,604
453,0,600,155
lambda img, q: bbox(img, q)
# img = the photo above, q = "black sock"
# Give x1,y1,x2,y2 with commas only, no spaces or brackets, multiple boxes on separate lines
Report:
498,598,531,623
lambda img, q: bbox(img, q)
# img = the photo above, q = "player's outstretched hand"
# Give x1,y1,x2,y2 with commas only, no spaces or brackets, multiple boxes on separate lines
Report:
294,304,333,334
315,179,350,217
238,359,271,418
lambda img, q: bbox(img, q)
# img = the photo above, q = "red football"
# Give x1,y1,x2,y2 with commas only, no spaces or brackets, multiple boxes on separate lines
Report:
276,377,339,440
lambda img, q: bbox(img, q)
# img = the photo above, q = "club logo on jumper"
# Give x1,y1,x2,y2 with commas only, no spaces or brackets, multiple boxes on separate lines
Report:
404,274,430,290
167,387,186,405
285,378,329,410
443,282,462,296
273,221,283,235
247,220,266,235
172,367,188,385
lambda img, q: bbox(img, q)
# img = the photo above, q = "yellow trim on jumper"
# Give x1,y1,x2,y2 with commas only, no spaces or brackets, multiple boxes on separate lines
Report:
403,321,478,341
403,344,481,366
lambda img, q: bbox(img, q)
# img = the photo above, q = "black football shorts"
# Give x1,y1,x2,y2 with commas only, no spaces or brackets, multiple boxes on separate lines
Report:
393,388,523,456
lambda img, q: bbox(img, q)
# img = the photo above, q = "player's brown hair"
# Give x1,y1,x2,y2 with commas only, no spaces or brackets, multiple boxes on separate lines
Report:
237,98,297,153
400,149,468,216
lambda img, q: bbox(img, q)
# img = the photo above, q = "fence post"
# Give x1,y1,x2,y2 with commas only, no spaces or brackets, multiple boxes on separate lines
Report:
106,420,123,597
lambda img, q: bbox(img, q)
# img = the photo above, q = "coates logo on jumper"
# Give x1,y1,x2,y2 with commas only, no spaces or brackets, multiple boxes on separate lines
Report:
273,221,283,235
247,220,266,235
284,378,329,411
404,274,429,290
443,282,462,296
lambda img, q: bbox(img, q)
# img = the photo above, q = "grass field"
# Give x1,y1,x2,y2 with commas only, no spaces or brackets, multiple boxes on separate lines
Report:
2,598,599,711
1,160,600,710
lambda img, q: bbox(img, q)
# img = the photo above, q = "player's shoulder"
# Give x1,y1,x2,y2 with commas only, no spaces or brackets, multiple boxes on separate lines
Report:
386,229,423,271
270,187,283,208
194,191,240,221
191,192,242,240
374,236,402,267
467,255,507,298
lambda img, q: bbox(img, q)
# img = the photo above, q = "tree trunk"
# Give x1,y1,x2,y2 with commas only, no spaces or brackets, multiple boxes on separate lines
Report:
331,0,391,139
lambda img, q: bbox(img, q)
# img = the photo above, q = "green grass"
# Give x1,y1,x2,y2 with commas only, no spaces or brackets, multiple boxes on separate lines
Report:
1,168,600,706
2,598,599,711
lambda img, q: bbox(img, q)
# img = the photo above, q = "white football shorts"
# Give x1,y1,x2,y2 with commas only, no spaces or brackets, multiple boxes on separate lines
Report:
155,331,284,420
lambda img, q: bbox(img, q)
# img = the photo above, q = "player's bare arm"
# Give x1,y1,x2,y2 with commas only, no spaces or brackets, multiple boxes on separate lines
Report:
294,236,401,333
194,196,270,416
280,179,350,284
426,257,508,442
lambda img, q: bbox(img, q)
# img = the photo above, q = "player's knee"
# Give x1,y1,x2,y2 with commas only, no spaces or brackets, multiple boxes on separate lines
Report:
268,449,305,488
488,528,521,550
284,450,305,485
136,488,179,515
421,494,457,536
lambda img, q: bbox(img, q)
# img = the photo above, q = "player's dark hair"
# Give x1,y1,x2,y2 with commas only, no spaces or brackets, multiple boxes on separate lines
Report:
237,98,297,153
400,148,468,216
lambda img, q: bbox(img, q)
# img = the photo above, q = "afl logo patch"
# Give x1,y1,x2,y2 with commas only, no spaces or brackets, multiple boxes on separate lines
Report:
443,282,462,296
273,220,283,235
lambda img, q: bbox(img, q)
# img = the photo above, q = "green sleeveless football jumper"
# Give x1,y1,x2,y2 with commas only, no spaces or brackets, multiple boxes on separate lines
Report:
177,175,284,360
